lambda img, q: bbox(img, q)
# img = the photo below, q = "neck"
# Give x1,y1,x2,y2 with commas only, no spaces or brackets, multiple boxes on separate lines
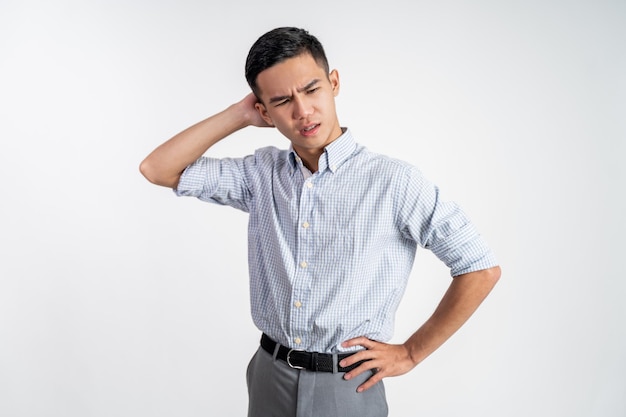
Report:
297,149,323,173
295,125,344,173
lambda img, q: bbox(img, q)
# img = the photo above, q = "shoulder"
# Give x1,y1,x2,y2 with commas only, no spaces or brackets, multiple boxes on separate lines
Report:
350,147,438,209
252,145,285,158
247,146,290,165
353,146,424,180
236,146,293,177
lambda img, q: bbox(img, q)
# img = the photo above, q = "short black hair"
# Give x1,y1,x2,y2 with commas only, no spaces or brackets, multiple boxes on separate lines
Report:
245,27,330,97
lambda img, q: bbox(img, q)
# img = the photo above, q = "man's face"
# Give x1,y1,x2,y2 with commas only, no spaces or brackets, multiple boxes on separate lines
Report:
254,53,342,158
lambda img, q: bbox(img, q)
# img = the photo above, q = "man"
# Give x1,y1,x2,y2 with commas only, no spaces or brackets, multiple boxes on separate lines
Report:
140,26,500,417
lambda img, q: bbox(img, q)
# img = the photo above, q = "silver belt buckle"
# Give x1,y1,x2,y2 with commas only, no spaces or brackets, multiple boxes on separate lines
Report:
286,349,305,369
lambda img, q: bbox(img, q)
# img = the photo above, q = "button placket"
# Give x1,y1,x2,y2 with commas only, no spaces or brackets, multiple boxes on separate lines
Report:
290,176,316,347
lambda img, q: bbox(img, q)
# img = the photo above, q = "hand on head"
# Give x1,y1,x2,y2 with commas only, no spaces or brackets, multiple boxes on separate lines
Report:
239,93,274,128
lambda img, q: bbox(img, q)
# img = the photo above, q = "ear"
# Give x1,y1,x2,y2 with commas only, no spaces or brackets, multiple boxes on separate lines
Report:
255,101,274,126
329,69,340,97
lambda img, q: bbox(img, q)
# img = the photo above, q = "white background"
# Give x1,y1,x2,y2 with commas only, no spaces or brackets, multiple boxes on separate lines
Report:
1,1,624,416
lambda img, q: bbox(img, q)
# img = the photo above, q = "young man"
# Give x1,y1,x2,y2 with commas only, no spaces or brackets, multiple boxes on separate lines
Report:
140,27,500,417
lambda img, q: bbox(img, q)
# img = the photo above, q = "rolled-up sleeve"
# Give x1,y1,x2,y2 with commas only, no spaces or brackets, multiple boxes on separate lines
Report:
400,166,498,277
174,156,251,212
175,157,220,198
427,218,498,276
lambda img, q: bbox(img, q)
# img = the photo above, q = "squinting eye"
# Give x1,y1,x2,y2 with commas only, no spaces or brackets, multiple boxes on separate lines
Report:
307,88,320,94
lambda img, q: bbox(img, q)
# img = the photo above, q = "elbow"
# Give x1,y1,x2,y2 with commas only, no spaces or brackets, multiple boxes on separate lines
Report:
459,265,501,291
139,158,157,184
492,265,502,281
486,265,501,288
139,157,178,188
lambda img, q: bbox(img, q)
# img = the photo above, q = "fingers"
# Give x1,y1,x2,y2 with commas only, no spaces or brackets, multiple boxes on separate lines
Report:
341,336,374,349
338,338,378,371
356,369,384,393
339,338,415,393
342,358,384,393
339,338,383,393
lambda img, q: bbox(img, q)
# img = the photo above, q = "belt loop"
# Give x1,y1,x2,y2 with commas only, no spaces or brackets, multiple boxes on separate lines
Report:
272,340,280,360
311,352,318,371
332,353,338,374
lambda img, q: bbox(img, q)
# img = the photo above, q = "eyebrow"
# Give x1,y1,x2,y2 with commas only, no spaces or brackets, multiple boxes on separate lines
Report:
268,79,321,104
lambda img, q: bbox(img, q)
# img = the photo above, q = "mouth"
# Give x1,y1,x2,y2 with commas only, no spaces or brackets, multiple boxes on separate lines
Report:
300,123,320,137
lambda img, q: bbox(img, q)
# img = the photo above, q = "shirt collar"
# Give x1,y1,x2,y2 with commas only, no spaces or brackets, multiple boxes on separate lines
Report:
288,128,356,174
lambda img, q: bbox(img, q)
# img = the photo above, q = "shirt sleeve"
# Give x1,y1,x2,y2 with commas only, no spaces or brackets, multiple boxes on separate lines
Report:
174,155,252,213
399,166,498,276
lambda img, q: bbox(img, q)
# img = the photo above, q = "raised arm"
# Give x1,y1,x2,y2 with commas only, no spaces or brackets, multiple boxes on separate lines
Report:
139,93,270,189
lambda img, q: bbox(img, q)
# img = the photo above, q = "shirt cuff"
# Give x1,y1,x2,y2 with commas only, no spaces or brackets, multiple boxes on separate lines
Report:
430,222,499,276
174,157,220,199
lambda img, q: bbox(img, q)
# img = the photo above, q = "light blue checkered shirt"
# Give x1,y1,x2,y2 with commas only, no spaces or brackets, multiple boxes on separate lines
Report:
176,129,497,353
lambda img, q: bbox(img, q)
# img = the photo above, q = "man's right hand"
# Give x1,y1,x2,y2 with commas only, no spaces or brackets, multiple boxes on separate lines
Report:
238,93,273,128
140,92,274,189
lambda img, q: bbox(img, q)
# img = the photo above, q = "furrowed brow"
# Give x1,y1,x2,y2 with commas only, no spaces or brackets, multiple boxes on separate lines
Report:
297,79,321,93
268,79,321,104
269,95,291,104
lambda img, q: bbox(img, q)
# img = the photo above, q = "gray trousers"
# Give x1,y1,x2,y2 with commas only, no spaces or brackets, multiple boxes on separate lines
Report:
246,346,388,417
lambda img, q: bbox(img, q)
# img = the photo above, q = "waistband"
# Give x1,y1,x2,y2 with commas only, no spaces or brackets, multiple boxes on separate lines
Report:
260,333,366,373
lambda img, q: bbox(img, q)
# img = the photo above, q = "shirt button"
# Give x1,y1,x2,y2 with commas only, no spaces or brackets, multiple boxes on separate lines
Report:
302,221,310,229
305,181,313,189
294,337,302,344
294,300,302,308
300,261,308,268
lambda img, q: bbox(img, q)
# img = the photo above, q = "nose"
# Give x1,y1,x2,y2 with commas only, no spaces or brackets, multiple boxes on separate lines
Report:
292,96,313,120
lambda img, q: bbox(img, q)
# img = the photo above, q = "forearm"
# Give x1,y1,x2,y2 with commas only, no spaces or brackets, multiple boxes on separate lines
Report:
139,96,258,188
404,266,501,365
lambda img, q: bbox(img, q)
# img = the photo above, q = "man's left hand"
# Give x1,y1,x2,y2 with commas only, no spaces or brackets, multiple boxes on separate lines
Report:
339,337,417,393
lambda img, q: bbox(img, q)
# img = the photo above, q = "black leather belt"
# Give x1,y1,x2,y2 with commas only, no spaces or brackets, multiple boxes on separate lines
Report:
260,333,366,373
